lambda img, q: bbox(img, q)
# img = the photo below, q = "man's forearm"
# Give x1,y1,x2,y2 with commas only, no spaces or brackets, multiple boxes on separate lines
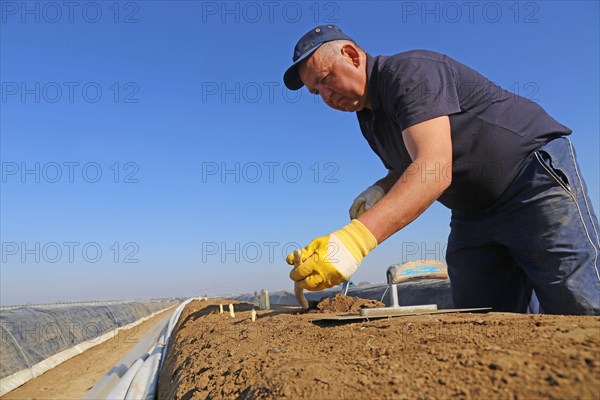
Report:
358,160,450,243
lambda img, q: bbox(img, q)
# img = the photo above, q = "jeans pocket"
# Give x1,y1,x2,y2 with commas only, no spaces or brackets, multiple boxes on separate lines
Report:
534,149,573,194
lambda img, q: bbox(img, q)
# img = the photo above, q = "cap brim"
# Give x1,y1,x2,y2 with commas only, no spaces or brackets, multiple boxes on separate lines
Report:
283,44,322,90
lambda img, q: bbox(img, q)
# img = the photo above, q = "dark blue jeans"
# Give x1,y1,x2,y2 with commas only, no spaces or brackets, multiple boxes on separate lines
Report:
447,137,600,315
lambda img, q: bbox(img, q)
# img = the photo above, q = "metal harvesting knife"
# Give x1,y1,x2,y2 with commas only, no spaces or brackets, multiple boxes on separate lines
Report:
293,249,309,309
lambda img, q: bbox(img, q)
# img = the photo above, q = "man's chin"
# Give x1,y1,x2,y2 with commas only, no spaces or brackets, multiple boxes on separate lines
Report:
342,103,363,112
327,101,362,112
333,101,363,112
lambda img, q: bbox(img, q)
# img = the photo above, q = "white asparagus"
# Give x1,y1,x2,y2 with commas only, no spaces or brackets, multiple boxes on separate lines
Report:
265,290,270,310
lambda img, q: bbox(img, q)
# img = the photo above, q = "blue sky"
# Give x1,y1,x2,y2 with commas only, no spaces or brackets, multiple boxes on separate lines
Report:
1,1,598,305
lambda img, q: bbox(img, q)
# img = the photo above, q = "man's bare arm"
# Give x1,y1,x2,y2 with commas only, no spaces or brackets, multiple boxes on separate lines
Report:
358,116,453,243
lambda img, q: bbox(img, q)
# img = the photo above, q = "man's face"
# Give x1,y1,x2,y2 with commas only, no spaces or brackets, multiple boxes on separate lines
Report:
298,44,367,112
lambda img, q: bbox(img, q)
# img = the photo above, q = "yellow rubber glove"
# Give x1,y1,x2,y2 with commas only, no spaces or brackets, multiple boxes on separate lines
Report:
286,219,378,291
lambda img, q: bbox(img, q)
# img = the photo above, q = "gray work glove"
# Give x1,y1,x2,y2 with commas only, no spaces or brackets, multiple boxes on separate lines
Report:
349,185,385,219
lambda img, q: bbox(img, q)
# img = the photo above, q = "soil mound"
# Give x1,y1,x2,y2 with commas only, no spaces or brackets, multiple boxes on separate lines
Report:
313,294,385,313
157,300,600,400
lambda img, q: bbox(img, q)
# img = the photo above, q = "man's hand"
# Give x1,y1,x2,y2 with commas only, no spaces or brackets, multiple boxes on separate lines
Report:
286,220,377,291
349,185,385,219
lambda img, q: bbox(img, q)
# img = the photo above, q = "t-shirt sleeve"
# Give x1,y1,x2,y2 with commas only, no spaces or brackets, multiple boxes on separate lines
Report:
385,56,461,129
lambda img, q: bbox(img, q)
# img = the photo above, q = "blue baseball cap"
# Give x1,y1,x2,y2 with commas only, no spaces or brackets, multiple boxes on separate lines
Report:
283,25,354,90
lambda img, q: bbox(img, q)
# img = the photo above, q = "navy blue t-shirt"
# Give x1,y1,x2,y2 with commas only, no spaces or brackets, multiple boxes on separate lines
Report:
357,51,571,212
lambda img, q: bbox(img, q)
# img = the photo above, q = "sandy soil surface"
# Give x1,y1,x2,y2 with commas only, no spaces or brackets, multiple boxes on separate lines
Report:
2,307,175,400
158,298,600,400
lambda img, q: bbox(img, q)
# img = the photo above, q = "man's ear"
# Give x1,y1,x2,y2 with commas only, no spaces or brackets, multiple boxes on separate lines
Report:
341,44,361,67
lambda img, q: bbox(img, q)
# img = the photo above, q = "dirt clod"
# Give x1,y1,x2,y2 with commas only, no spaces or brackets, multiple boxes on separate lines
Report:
312,294,385,313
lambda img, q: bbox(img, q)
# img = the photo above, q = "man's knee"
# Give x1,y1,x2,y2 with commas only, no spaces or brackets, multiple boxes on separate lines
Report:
534,265,600,315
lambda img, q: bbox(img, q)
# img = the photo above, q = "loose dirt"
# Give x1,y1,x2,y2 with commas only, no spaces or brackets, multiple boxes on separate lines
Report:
313,293,385,313
1,307,175,400
158,299,600,400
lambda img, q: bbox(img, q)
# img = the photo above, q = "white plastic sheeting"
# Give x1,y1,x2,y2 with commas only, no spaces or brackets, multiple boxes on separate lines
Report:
0,301,177,397
85,297,199,400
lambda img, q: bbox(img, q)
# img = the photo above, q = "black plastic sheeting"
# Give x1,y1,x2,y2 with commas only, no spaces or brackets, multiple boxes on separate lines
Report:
233,280,454,309
0,301,177,380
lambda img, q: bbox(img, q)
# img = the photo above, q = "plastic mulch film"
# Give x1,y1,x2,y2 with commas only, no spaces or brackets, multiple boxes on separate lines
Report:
0,301,177,381
84,312,171,399
84,297,198,399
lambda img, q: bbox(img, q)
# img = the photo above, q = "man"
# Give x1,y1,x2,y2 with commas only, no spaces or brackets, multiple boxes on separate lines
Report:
283,25,600,315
